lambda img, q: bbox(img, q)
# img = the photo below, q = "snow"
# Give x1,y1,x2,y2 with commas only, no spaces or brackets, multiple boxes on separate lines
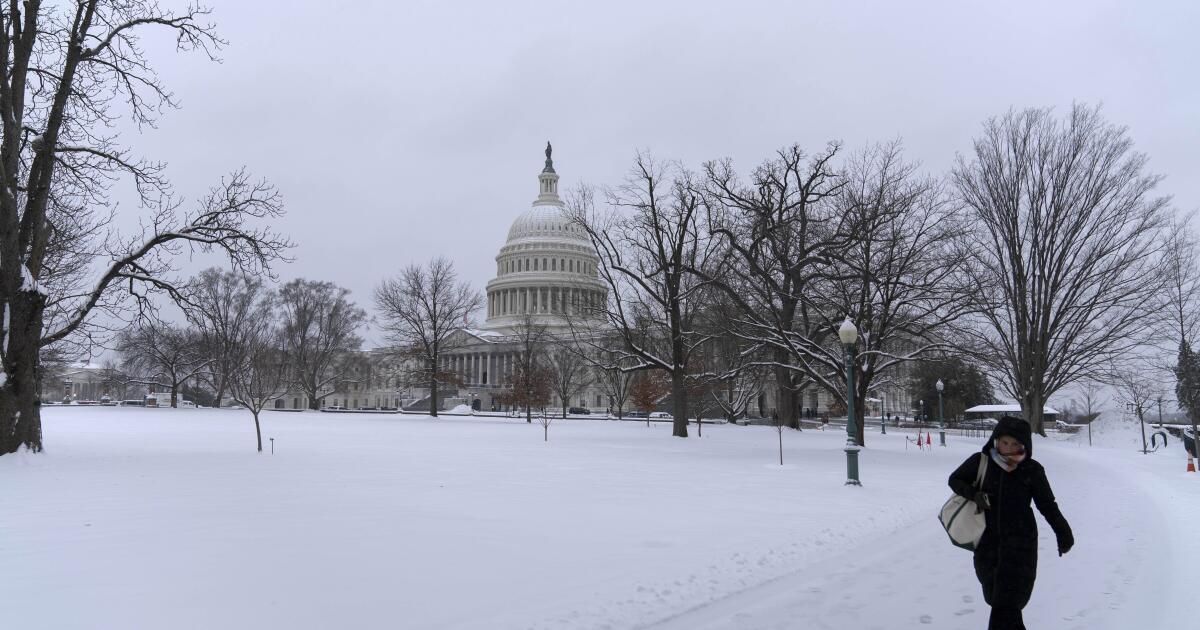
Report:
965,403,1060,414
1,407,1195,629
1062,414,1167,451
18,263,46,296
447,403,473,414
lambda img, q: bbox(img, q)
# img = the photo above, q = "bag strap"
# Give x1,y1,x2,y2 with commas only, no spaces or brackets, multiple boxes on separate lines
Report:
973,453,988,488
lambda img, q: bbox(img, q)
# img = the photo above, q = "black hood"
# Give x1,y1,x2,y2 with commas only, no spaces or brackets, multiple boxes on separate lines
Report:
982,415,1033,456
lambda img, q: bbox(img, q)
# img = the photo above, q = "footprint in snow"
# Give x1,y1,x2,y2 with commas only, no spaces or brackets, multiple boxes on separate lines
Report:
919,614,933,624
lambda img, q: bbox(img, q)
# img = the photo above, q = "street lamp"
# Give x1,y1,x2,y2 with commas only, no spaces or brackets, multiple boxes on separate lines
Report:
936,379,946,447
838,318,862,486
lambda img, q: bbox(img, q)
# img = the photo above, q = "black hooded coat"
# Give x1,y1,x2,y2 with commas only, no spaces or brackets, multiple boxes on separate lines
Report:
948,417,1074,612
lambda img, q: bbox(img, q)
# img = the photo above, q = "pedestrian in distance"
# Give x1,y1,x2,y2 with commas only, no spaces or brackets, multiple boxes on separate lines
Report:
947,416,1074,630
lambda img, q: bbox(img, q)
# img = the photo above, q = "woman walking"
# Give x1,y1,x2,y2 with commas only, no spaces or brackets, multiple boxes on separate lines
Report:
948,416,1074,630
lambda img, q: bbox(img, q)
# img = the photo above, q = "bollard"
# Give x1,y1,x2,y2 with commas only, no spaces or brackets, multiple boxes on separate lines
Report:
270,437,274,454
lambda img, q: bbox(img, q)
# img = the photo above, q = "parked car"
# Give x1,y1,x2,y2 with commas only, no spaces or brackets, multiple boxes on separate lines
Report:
626,411,648,418
568,407,591,415
649,412,673,419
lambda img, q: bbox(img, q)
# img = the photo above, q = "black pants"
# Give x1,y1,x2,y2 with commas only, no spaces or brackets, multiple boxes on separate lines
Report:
988,606,1025,630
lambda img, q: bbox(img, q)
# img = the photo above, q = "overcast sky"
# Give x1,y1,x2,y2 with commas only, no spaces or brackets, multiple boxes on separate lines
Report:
118,0,1199,347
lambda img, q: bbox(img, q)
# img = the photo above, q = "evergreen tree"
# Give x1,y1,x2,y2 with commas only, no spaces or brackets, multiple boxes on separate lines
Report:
908,356,996,422
1175,341,1200,454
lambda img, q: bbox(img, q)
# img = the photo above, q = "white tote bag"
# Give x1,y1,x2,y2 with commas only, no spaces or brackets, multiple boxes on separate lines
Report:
939,455,989,551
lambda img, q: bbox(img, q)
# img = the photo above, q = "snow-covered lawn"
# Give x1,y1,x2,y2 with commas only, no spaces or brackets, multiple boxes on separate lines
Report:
2,408,1195,629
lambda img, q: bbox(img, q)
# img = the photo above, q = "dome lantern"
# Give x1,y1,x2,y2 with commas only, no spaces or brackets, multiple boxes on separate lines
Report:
537,141,560,204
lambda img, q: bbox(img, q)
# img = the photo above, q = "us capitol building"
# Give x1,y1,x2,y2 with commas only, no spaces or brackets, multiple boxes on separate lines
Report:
319,145,863,417
432,144,611,411
323,144,615,413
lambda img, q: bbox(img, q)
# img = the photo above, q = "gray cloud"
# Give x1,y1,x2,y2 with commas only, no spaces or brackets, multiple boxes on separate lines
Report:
113,0,1200,345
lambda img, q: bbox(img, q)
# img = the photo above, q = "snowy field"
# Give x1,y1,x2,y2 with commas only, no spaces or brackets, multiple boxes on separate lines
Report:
2,408,1197,630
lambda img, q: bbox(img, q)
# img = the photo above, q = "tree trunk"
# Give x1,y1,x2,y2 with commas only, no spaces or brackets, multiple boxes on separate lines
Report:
544,423,548,442
214,374,226,408
562,398,568,418
696,413,702,437
307,394,320,411
671,371,688,438
0,291,47,455
252,410,263,452
170,381,179,408
429,369,439,418
775,362,799,429
778,423,784,465
1023,390,1046,437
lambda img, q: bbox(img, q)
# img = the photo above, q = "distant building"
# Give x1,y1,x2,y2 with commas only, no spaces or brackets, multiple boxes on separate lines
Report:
964,404,1059,424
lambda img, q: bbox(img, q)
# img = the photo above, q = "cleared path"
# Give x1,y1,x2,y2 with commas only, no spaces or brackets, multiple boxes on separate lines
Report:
643,442,1171,630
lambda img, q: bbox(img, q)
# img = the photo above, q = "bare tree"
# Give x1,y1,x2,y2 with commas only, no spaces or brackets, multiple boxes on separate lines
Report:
374,257,481,417
1160,217,1200,351
953,104,1171,436
187,268,274,407
693,296,766,424
1109,367,1160,454
704,142,970,445
505,314,550,423
117,319,211,408
629,370,670,427
595,358,635,419
0,3,290,455
227,319,289,452
1080,381,1105,423
813,144,973,445
279,279,366,410
702,143,848,429
569,155,724,437
98,360,129,401
547,348,591,418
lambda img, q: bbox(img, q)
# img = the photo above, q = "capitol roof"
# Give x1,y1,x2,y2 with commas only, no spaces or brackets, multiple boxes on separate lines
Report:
506,204,589,244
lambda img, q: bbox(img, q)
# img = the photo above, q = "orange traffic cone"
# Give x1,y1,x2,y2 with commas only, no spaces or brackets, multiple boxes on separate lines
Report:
1188,456,1196,473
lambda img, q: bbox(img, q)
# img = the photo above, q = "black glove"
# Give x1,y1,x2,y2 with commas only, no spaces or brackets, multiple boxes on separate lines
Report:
972,491,991,513
1057,532,1074,556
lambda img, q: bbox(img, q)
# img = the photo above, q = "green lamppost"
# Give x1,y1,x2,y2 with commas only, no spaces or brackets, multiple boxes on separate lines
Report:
838,319,862,486
936,379,946,446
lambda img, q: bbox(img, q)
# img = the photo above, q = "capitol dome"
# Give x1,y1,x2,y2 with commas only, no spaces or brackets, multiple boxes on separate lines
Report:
483,143,608,332
505,205,590,244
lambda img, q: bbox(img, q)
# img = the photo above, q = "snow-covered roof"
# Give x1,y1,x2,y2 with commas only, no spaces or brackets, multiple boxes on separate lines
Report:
462,328,505,340
964,404,1059,415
